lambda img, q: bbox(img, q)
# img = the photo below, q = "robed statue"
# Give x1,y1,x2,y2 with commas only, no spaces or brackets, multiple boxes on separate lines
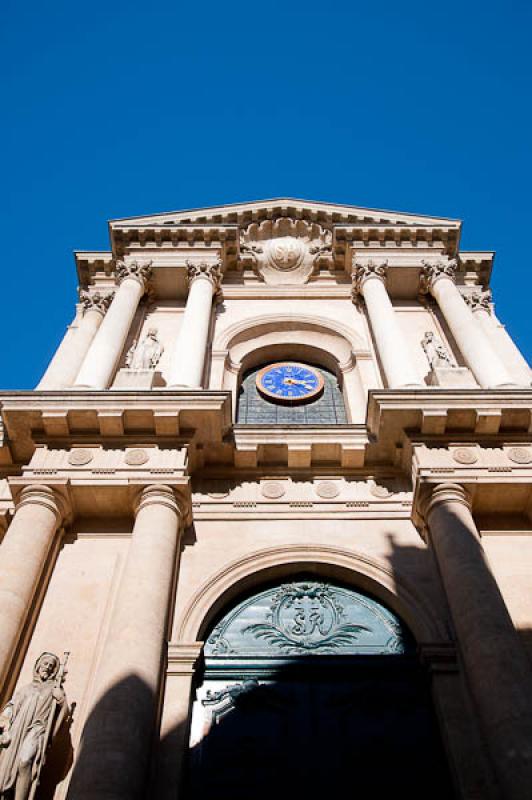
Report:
0,652,69,800
421,331,455,370
125,328,164,370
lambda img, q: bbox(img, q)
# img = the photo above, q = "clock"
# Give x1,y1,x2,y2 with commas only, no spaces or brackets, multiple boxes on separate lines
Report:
256,362,324,404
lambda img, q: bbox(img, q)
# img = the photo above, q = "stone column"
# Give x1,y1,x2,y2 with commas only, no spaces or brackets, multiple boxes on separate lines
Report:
74,261,152,390
422,261,515,388
352,259,423,389
0,485,64,689
423,483,532,799
465,290,531,386
67,485,185,800
37,292,113,390
167,260,222,389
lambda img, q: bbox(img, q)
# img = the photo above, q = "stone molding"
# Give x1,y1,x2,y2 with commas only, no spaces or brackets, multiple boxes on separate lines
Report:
420,258,457,293
134,484,186,521
418,642,459,674
115,259,153,290
420,482,473,523
14,483,68,524
175,543,446,645
166,642,204,676
78,290,114,316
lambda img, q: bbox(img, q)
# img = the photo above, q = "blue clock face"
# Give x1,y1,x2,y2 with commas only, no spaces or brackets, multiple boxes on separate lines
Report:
256,362,324,404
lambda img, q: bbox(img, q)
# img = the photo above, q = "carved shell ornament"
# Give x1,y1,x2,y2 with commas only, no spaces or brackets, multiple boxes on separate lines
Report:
239,218,332,284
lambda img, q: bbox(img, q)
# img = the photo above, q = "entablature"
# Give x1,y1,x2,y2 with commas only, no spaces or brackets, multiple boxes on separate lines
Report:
0,391,232,465
367,390,532,462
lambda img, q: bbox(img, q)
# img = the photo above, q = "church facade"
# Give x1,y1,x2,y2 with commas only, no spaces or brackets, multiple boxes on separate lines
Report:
1,198,532,799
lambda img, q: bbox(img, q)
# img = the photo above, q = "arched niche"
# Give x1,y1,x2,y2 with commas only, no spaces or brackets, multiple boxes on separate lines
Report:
176,545,447,646
182,559,454,800
210,315,371,423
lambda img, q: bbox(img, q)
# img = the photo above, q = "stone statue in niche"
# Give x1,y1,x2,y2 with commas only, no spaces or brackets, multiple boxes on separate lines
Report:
0,652,70,800
125,328,164,370
421,331,455,369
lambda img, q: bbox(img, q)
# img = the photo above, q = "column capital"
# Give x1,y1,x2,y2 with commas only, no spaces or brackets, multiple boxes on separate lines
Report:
134,484,187,521
79,289,114,316
186,259,223,295
15,484,67,524
420,258,457,293
115,259,153,291
421,482,472,522
464,289,493,314
351,258,388,297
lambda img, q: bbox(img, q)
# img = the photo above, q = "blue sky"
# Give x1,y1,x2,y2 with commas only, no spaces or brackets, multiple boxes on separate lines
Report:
2,0,531,389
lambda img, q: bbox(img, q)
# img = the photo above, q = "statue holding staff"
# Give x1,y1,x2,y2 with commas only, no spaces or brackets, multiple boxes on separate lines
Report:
0,652,70,800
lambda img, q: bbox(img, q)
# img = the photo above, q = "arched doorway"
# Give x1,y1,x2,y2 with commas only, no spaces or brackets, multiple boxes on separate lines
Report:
185,577,455,799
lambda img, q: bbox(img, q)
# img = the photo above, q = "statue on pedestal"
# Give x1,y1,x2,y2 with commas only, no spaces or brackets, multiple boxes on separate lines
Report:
0,652,69,800
421,331,455,370
125,328,164,370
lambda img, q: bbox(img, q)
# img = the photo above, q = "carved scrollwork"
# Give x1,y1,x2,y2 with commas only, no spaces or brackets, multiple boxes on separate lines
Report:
186,259,223,296
464,290,493,314
115,259,153,291
78,290,114,316
351,258,388,298
420,259,457,293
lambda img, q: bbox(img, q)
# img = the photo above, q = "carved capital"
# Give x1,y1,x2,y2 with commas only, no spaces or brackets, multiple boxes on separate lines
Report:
464,289,492,314
115,260,153,291
186,259,223,296
351,258,388,297
79,290,114,316
420,259,457,293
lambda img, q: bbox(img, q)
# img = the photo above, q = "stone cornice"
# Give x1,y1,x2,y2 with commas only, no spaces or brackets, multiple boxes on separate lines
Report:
109,198,460,229
367,389,532,436
0,391,232,466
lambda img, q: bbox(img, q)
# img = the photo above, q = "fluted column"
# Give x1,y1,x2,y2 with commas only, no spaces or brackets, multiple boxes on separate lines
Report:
422,261,515,388
0,485,64,689
37,291,113,389
352,259,423,389
74,261,152,390
68,485,185,800
167,260,222,389
465,291,531,386
423,483,532,799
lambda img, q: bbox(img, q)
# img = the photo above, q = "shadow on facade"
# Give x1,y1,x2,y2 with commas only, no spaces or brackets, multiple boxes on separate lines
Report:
65,675,155,800
57,532,532,800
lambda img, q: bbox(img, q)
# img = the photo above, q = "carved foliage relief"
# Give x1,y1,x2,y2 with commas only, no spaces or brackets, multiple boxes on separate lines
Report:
205,581,408,657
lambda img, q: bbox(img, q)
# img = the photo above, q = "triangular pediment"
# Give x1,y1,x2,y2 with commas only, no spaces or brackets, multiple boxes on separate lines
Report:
109,197,460,230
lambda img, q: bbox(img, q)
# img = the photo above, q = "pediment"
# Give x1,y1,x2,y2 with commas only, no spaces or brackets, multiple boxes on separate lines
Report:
109,197,460,230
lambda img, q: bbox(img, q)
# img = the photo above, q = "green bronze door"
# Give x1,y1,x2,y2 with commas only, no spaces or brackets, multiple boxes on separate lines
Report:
186,580,454,799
